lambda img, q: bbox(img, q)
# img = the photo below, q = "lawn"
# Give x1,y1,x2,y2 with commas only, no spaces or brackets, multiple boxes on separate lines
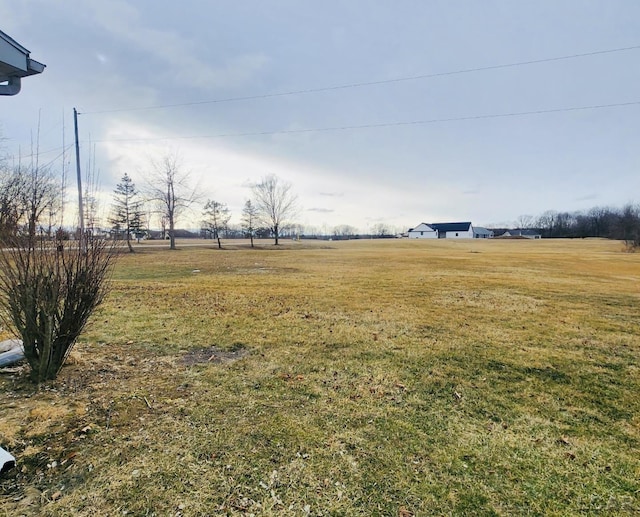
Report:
1,238,639,516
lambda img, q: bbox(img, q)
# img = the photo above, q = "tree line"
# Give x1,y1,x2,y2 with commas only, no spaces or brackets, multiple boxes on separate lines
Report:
514,204,640,247
0,151,299,250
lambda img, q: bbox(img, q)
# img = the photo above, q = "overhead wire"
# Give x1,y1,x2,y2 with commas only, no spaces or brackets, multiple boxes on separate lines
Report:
80,44,640,115
88,100,640,144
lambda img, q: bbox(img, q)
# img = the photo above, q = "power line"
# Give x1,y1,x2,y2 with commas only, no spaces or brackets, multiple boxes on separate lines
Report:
89,100,640,144
81,44,640,115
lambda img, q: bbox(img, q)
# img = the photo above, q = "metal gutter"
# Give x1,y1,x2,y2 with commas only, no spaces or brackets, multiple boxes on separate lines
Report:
0,29,45,95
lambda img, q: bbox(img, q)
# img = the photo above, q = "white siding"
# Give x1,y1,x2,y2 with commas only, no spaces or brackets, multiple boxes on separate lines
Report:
444,228,473,239
408,223,437,239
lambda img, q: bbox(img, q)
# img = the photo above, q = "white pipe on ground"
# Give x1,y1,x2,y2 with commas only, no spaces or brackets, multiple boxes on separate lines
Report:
0,446,15,474
0,339,24,367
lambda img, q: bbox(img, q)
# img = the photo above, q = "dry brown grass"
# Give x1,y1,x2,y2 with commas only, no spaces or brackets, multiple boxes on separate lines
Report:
1,238,639,515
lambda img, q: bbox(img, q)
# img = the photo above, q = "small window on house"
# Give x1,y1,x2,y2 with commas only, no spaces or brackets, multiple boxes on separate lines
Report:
455,232,459,236
420,231,423,235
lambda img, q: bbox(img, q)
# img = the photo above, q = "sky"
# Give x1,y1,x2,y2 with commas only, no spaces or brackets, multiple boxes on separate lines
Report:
1,1,639,234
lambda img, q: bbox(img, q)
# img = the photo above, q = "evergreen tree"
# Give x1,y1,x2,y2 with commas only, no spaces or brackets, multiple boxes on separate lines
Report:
241,199,258,248
110,173,144,252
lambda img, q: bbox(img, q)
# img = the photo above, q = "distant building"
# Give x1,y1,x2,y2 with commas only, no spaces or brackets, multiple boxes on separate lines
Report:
500,229,542,239
408,221,477,239
430,222,474,239
473,227,494,239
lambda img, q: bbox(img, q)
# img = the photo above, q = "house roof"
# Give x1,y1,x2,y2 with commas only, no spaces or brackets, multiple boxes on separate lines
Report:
429,222,472,232
473,227,492,235
409,223,436,232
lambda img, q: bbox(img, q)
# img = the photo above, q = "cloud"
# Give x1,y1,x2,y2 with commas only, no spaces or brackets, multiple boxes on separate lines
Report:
86,0,270,91
574,193,598,202
307,207,334,213
319,192,344,197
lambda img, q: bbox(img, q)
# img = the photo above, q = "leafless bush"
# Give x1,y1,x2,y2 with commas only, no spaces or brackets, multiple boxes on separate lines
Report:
0,237,117,382
625,237,640,252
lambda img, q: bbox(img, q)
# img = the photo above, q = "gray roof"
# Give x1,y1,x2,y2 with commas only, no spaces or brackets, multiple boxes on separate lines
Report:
429,222,472,232
507,229,541,236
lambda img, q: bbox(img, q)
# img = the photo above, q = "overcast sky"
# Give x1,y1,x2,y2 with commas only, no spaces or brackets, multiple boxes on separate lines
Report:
1,1,639,232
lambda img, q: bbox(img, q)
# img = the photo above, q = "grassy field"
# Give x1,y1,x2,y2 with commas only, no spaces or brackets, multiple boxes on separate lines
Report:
1,238,639,516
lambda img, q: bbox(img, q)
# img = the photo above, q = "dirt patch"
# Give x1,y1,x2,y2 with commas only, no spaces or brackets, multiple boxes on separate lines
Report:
180,345,249,366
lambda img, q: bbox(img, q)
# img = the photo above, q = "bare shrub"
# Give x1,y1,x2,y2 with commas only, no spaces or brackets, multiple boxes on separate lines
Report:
0,237,117,382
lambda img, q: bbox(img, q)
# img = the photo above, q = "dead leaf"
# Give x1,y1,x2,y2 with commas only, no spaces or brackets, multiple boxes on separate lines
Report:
398,507,414,517
51,491,62,501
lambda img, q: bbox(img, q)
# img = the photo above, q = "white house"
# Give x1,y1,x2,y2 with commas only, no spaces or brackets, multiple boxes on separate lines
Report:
430,222,474,239
408,223,438,239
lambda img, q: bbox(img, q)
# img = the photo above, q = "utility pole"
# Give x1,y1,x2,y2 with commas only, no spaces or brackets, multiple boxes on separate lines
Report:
73,108,85,240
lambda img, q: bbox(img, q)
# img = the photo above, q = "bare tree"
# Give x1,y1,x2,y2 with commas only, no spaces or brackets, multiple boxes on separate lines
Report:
252,174,298,245
0,166,26,240
618,204,640,250
515,214,535,229
110,173,145,252
333,224,358,240
371,223,390,237
0,162,60,242
202,199,231,249
146,153,197,250
241,199,259,248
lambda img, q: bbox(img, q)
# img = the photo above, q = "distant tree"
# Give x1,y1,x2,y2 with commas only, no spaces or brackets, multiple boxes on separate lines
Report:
587,206,614,238
109,173,144,252
333,224,358,239
515,214,535,229
10,163,60,241
252,175,298,245
0,167,27,240
241,199,259,247
371,223,390,237
536,211,558,238
617,204,640,250
146,153,198,250
202,199,231,249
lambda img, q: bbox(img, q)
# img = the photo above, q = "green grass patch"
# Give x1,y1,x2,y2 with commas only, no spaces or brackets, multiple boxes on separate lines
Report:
1,238,639,515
